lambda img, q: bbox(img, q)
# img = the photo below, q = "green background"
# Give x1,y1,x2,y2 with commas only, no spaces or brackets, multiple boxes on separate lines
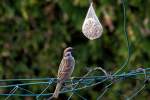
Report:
0,0,150,99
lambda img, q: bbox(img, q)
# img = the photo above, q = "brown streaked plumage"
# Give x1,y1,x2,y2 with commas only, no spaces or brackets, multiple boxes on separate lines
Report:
52,47,75,99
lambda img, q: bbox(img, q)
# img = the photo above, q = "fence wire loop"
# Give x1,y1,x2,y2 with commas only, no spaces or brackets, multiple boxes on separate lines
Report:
136,67,147,82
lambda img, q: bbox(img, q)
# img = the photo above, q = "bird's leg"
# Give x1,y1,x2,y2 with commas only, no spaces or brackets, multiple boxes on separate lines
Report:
63,77,74,90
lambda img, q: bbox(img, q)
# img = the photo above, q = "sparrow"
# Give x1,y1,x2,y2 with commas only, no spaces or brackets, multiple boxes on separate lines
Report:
52,47,75,98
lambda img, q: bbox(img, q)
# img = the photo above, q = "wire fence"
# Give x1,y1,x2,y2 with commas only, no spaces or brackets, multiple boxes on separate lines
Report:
0,67,149,100
0,0,149,99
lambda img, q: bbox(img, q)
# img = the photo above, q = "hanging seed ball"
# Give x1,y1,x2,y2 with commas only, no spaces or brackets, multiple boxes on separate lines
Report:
82,18,103,40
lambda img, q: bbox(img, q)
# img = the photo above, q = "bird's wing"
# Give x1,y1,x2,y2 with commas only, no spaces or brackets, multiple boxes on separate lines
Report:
57,58,69,79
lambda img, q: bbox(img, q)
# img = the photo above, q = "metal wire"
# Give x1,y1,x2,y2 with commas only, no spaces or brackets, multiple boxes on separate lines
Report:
0,0,149,100
0,67,149,99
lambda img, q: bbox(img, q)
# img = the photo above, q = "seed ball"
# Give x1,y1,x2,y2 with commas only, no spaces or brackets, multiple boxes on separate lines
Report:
82,18,103,40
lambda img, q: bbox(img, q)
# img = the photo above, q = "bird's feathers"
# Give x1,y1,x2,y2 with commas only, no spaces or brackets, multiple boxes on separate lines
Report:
52,82,62,98
51,47,75,99
57,57,74,81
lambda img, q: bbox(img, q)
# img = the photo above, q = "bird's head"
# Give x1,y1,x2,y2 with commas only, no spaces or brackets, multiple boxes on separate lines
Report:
64,52,72,57
63,47,73,54
63,47,73,57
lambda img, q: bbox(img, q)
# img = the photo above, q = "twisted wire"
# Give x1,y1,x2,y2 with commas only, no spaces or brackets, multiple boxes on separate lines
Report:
0,67,149,99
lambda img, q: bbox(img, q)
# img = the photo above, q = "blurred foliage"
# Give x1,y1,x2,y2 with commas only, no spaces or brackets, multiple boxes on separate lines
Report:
0,0,150,99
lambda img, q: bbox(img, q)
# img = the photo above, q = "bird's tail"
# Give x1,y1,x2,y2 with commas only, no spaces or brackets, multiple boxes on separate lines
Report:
52,82,62,98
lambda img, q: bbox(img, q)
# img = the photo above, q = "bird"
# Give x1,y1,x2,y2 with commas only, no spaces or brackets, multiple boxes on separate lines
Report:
51,47,75,99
